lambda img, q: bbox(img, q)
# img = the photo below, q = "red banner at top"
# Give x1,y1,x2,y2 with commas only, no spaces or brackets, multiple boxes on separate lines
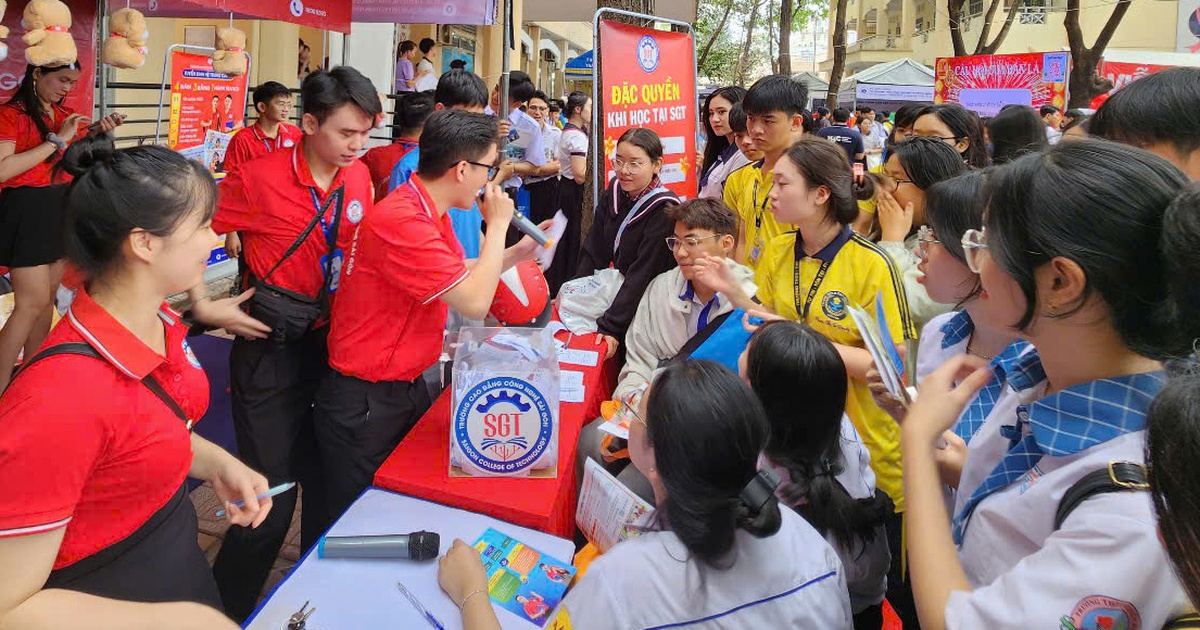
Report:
0,0,96,115
598,20,697,200
353,0,494,24
111,0,495,28
178,0,354,33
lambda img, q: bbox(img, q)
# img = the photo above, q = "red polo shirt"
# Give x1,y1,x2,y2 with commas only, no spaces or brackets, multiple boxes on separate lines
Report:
213,140,372,298
361,138,418,201
328,174,467,382
222,122,303,174
0,290,206,569
0,102,84,189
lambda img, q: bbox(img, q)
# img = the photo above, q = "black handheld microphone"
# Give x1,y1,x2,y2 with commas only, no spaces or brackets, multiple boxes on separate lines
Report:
317,531,441,561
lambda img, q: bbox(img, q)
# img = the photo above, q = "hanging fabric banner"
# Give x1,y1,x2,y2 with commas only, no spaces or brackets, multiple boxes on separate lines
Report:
175,0,354,34
352,0,495,25
597,20,697,200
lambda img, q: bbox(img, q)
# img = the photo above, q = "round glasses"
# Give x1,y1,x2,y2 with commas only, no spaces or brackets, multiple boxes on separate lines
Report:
665,235,721,251
961,227,989,273
915,225,940,258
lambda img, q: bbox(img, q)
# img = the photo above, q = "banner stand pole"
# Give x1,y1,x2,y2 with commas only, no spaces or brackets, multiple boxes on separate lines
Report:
499,0,512,153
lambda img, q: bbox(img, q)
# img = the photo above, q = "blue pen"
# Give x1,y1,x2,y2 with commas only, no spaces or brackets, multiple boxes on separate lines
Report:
214,482,295,517
397,582,446,630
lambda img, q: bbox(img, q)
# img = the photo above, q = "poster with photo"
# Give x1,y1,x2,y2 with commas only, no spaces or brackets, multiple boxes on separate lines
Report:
474,528,574,627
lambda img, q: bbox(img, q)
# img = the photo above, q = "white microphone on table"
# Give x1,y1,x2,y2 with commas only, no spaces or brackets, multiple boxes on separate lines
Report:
318,531,440,561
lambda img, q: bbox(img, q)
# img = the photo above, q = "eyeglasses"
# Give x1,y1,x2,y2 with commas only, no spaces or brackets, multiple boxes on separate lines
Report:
612,157,649,173
961,227,989,273
915,225,940,258
665,235,721,251
621,398,647,428
883,173,914,192
912,131,962,142
465,160,498,180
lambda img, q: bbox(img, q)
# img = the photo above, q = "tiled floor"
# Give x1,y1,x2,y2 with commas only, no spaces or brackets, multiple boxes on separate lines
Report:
190,482,303,602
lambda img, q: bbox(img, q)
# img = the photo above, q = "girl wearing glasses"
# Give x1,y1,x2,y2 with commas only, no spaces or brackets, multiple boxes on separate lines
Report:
875,137,967,331
912,104,988,169
575,127,680,360
901,140,1193,628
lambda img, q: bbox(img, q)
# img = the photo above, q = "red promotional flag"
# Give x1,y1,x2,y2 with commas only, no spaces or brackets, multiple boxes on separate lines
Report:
597,20,697,200
0,0,96,115
179,0,354,34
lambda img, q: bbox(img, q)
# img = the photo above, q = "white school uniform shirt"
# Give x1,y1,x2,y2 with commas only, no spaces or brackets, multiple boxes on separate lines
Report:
557,507,853,629
505,108,546,189
763,417,890,614
558,124,589,181
526,122,561,186
698,145,751,201
949,372,1191,629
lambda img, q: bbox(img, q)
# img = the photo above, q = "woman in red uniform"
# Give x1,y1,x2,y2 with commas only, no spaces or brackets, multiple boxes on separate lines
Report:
0,136,270,627
0,63,123,392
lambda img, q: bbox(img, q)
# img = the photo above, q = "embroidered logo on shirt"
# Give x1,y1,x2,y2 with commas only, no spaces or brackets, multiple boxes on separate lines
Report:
283,138,295,148
821,290,849,321
1018,464,1043,494
1060,595,1141,630
181,338,202,369
346,199,365,224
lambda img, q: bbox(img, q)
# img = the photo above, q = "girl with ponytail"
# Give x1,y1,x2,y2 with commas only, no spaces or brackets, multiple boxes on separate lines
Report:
744,320,892,629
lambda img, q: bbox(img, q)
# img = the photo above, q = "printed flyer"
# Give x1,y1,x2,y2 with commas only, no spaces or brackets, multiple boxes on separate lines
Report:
474,528,575,627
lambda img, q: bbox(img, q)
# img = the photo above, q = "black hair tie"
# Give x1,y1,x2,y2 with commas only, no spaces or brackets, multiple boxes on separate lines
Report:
739,468,781,514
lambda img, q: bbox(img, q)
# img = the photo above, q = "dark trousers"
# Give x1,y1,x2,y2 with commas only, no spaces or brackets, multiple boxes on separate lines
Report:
211,330,329,622
312,370,432,533
550,178,585,297
885,510,920,629
853,604,884,629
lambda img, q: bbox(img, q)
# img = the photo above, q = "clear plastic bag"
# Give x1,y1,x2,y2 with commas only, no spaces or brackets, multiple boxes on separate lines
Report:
449,327,560,477
557,268,624,335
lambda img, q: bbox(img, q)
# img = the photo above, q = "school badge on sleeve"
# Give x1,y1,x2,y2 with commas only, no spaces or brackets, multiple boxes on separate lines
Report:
1060,596,1140,630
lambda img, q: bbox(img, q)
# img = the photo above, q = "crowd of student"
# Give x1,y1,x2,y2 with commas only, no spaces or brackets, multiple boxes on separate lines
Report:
0,44,1199,630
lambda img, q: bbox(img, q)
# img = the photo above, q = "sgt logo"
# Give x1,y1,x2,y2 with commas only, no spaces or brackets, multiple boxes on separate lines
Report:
1060,596,1141,630
636,35,660,73
454,378,553,475
821,291,849,321
283,138,295,148
288,0,304,18
346,199,364,224
181,339,202,369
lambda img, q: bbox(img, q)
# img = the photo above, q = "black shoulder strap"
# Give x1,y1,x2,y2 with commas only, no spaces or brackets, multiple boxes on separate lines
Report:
20,342,194,431
1053,461,1148,530
259,185,345,285
1164,613,1200,630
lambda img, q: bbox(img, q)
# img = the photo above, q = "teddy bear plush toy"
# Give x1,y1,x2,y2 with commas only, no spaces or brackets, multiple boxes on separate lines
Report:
211,26,248,77
0,2,10,62
22,0,76,67
102,7,148,70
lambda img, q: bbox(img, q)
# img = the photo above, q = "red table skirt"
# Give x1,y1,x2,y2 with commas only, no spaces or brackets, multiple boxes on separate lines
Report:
374,329,616,538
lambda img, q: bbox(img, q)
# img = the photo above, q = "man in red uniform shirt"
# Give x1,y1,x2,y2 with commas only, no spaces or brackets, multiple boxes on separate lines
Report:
360,90,431,201
221,81,303,261
209,66,380,623
314,109,548,528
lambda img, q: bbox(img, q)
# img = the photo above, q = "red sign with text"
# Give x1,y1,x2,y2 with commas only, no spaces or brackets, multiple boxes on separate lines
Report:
179,0,354,34
167,50,248,150
0,0,96,115
598,20,697,200
1099,60,1177,94
934,52,1069,117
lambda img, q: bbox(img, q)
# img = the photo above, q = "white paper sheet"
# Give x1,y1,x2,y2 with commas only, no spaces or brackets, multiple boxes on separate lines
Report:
575,459,656,553
557,347,599,367
244,488,575,630
560,370,585,403
536,211,569,270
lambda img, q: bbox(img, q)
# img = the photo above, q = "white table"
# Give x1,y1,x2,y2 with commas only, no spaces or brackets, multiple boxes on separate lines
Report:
244,488,576,630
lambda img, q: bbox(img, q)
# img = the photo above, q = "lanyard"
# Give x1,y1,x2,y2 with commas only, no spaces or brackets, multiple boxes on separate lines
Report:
752,177,773,230
613,184,669,257
308,187,337,242
793,235,834,320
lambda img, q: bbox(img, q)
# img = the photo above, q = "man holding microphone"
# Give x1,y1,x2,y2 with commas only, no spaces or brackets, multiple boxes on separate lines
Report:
312,109,550,530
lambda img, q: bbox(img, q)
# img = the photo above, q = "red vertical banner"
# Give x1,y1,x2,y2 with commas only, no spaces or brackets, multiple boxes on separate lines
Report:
167,50,248,150
598,20,697,200
0,0,96,115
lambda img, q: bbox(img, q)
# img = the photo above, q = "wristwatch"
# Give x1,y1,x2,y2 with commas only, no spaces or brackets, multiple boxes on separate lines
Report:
45,132,67,152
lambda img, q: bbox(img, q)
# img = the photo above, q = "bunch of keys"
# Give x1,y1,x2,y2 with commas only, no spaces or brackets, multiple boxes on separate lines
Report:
286,601,316,630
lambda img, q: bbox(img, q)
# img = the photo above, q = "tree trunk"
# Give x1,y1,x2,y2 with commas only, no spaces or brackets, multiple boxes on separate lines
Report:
1065,0,1131,108
779,0,794,75
768,1,779,75
947,0,967,57
973,0,1004,54
826,0,850,109
737,0,764,85
979,0,1025,54
699,0,736,68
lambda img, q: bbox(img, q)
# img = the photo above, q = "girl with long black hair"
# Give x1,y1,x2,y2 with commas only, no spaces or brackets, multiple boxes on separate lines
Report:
0,63,123,392
744,320,891,629
912,103,988,168
698,86,749,200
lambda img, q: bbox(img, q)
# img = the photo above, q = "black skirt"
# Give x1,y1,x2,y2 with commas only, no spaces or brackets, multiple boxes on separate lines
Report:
0,184,68,268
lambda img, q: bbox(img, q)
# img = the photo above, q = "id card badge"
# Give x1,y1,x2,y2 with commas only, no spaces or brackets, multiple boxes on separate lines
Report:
320,248,345,293
749,234,765,266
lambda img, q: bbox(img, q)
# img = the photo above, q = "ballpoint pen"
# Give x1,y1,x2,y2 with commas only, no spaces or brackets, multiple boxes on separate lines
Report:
214,482,296,517
397,581,447,630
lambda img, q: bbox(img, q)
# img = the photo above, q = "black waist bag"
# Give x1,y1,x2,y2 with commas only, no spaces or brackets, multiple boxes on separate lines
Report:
247,186,344,344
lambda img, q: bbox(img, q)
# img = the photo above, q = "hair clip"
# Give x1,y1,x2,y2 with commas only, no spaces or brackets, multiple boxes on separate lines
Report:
740,467,781,513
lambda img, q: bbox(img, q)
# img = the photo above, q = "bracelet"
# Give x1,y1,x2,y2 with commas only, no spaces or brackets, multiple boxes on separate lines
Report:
458,589,486,611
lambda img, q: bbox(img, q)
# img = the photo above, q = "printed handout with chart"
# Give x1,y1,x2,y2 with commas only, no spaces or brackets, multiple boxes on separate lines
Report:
576,458,656,553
